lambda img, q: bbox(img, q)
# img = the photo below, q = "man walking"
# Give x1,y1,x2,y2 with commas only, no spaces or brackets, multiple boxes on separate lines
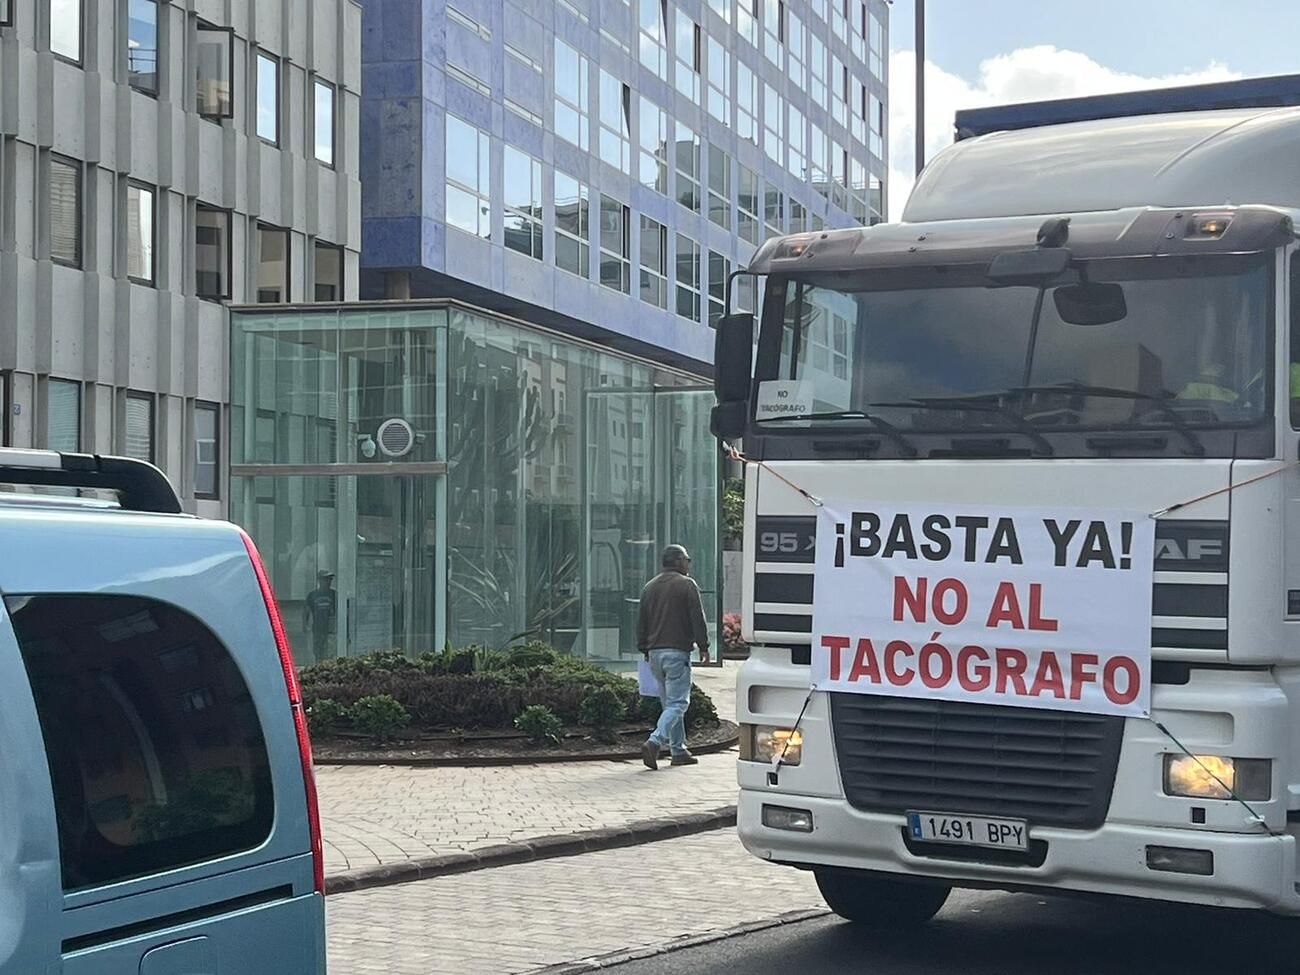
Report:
638,544,711,770
304,570,337,662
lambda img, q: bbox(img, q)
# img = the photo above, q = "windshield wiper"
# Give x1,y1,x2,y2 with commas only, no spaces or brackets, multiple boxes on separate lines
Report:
873,397,1054,457
761,411,919,458
1013,382,1206,457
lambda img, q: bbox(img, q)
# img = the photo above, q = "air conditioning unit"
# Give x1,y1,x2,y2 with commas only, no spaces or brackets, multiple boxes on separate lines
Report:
375,417,416,458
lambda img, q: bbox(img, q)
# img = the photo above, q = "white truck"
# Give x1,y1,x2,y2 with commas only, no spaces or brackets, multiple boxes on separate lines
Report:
713,77,1300,925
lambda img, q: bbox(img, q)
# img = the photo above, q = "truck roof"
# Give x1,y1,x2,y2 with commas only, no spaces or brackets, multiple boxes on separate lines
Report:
903,106,1300,223
953,73,1300,140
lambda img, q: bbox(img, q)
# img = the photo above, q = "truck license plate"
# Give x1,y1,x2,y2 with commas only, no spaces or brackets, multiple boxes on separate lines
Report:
907,812,1028,851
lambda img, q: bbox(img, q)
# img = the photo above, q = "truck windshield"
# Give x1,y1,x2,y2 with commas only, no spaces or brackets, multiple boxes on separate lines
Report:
755,255,1272,446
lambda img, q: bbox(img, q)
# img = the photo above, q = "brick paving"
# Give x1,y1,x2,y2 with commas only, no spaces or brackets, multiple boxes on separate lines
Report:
325,829,824,975
317,662,743,878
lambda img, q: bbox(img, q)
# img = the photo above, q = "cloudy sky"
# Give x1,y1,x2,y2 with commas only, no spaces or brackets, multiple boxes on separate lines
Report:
885,0,1300,218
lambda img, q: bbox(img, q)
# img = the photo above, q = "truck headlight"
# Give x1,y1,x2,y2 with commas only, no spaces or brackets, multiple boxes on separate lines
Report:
740,724,803,765
1163,754,1271,801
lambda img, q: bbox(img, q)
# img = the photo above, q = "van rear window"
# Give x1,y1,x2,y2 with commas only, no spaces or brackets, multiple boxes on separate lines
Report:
8,595,274,891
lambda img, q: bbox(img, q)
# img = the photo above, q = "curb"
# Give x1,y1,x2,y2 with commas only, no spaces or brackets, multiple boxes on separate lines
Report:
324,805,738,896
525,908,831,973
316,731,738,768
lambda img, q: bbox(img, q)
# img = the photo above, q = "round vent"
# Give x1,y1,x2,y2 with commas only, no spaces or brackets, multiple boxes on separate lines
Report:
375,418,416,458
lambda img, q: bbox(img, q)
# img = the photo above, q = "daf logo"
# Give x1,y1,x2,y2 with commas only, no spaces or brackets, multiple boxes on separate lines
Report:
1154,538,1223,561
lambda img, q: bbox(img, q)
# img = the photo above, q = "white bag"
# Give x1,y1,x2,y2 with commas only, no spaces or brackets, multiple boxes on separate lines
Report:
637,658,660,697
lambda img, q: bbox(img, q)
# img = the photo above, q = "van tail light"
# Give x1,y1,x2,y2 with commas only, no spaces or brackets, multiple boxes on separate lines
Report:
239,530,326,896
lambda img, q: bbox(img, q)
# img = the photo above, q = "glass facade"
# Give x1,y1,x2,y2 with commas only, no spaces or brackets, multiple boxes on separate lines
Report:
230,304,718,669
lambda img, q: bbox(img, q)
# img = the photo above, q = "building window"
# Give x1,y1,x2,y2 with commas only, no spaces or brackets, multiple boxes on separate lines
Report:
763,0,783,65
638,96,668,194
504,146,543,261
852,79,867,145
736,273,757,314
196,23,233,118
788,104,807,179
764,83,783,163
126,182,155,285
555,40,590,151
47,379,81,452
124,393,154,463
738,163,760,245
195,402,220,499
637,0,667,81
788,10,805,89
674,122,700,213
832,55,848,129
445,114,490,240
832,0,847,37
50,0,81,62
869,11,884,80
790,197,808,234
554,172,590,279
1,0,11,27
832,140,848,209
706,36,729,124
256,53,279,144
639,216,667,310
708,143,730,231
675,235,700,323
708,251,730,328
738,0,758,47
737,61,758,145
314,241,342,301
314,80,335,166
127,0,158,94
256,224,289,302
598,195,630,294
707,0,730,23
674,11,701,104
195,204,230,300
811,123,829,200
810,34,827,110
870,93,884,159
49,155,82,268
598,70,631,174
765,185,785,237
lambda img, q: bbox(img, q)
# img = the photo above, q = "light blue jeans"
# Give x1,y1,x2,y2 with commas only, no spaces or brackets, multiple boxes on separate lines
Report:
647,648,692,756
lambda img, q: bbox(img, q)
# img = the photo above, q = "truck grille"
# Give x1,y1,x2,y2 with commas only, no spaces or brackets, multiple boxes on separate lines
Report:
829,693,1124,829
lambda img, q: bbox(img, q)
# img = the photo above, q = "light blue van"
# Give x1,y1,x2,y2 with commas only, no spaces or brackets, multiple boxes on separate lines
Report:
0,449,326,974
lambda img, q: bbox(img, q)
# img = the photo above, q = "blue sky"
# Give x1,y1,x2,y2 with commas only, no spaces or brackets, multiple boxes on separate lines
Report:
891,1,1299,81
885,0,1299,215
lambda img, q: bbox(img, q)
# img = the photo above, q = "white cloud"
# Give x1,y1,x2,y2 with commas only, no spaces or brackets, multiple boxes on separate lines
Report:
887,45,1242,220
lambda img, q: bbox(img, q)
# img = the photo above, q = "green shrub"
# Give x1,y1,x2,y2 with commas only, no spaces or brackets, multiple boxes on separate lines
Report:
578,685,627,743
637,683,719,731
350,694,411,741
307,698,348,735
298,646,716,735
514,704,564,745
507,641,559,669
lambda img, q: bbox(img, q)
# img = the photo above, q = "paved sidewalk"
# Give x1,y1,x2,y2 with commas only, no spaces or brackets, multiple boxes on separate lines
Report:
317,661,744,878
326,829,825,974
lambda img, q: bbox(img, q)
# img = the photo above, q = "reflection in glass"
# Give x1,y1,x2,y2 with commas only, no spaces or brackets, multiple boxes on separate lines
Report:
50,0,81,62
257,225,289,303
127,0,158,93
314,81,335,165
195,205,229,299
257,54,279,143
314,242,342,302
126,183,155,284
555,172,590,278
196,24,232,117
639,216,667,310
676,235,700,323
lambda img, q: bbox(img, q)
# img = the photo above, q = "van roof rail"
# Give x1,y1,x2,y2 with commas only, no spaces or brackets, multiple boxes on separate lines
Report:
0,449,182,514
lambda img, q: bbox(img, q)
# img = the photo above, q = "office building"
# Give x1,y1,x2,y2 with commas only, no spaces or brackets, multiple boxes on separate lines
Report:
0,0,361,513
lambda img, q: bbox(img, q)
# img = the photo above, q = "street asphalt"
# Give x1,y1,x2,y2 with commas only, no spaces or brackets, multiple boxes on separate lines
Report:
602,887,1300,975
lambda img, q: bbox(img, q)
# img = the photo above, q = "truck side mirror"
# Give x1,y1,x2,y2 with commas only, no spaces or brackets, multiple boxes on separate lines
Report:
711,313,755,440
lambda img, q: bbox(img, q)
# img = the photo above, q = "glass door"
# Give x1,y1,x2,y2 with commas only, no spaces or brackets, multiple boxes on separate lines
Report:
582,386,720,669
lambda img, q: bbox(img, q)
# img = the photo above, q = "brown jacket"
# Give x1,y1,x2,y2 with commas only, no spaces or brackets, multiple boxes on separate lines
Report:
637,569,710,654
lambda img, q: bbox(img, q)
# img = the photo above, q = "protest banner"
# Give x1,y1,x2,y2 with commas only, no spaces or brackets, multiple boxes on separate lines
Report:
811,502,1156,717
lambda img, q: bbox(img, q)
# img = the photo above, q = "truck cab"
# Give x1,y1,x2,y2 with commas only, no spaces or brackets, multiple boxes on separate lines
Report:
716,88,1300,923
